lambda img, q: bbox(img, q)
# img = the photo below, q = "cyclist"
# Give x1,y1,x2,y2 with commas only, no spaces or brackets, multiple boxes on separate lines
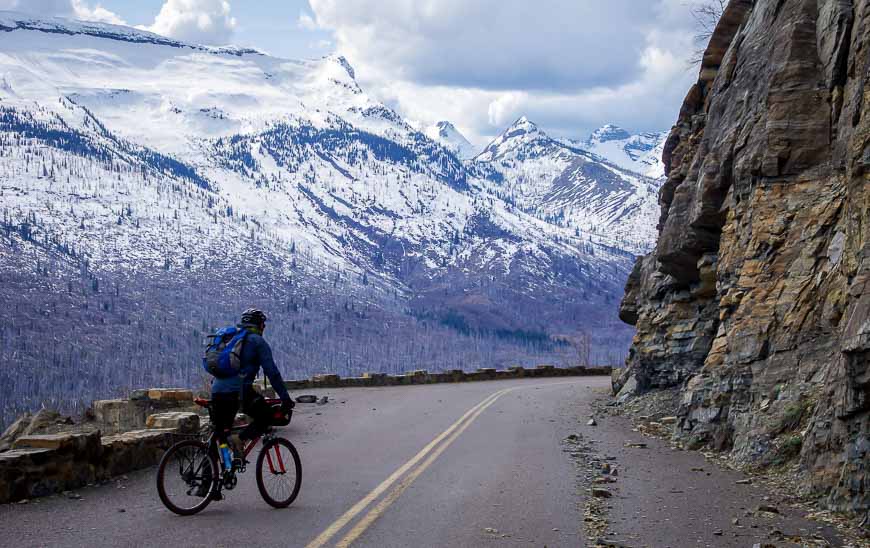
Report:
210,308,294,459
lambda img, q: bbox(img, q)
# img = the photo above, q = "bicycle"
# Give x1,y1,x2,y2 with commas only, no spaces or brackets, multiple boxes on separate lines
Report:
156,397,302,515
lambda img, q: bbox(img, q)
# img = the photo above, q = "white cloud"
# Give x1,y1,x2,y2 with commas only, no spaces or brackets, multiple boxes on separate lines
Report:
143,0,237,45
308,0,707,144
0,0,125,24
72,0,124,24
297,12,317,31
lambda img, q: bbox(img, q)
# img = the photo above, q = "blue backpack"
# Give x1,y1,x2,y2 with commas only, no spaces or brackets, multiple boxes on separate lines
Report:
202,326,248,378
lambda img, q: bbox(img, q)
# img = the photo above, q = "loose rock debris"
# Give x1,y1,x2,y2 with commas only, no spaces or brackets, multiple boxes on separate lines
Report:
594,391,869,547
561,432,612,543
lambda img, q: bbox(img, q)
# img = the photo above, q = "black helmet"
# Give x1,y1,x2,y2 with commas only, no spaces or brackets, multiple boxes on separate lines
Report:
240,308,268,326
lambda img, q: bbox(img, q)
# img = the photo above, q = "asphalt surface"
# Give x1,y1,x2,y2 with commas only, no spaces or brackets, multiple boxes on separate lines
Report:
0,378,601,548
0,377,849,547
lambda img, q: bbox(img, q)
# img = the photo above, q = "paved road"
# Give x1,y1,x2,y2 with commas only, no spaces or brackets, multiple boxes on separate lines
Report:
0,378,602,547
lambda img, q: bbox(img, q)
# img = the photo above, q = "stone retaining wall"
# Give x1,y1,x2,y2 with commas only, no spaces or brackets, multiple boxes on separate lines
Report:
284,365,612,390
0,427,183,503
0,366,610,504
0,389,200,504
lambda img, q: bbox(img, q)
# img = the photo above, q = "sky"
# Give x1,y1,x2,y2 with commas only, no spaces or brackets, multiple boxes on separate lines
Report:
0,0,708,146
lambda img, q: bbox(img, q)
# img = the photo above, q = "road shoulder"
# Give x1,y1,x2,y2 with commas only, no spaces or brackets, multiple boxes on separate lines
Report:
563,389,857,547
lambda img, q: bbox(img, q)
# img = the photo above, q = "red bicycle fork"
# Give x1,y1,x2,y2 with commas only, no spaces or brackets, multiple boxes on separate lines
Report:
243,436,287,474
265,444,287,474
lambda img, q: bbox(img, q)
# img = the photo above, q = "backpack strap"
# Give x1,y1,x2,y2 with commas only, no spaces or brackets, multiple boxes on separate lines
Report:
237,327,251,398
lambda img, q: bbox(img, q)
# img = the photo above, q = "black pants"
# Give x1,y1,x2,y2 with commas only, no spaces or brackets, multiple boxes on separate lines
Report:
211,388,272,442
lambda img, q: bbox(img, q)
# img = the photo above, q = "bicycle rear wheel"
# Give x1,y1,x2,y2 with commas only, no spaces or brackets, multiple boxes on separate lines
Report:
157,439,218,516
256,437,301,508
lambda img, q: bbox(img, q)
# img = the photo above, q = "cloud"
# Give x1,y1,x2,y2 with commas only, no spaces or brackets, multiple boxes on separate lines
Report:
297,12,317,31
143,0,237,45
310,0,658,92
73,0,124,24
0,0,125,24
308,0,709,144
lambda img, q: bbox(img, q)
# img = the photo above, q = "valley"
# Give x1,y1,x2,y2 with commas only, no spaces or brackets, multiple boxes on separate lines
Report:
0,11,663,425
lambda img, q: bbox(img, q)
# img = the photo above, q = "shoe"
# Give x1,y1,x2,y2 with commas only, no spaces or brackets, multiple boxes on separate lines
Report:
194,483,212,498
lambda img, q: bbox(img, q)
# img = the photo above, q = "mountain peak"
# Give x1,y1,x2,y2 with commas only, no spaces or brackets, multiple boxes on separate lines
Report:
476,116,552,162
509,115,538,131
581,125,667,179
323,54,356,80
436,120,457,132
426,120,476,159
497,116,544,142
589,124,631,143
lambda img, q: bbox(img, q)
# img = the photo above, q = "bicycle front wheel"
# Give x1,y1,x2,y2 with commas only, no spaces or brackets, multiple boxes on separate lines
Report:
256,437,301,508
156,439,218,516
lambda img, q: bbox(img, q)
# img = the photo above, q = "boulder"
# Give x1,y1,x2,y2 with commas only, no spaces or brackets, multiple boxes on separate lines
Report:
615,375,638,403
93,392,198,434
0,413,31,452
23,408,61,435
145,412,200,433
313,374,340,384
146,389,193,402
14,431,100,455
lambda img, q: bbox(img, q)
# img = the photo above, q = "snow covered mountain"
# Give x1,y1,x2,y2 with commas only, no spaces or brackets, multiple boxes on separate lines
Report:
0,12,640,423
471,117,663,254
577,124,667,179
425,120,477,159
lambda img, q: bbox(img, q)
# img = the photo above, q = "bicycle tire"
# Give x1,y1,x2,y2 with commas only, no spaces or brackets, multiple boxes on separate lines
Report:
256,437,302,508
156,439,218,516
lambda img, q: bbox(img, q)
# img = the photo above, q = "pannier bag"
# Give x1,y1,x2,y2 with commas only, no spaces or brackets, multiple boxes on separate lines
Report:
269,402,292,426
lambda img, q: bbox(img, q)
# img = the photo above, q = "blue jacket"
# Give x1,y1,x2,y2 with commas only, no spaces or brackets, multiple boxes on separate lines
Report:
211,331,291,402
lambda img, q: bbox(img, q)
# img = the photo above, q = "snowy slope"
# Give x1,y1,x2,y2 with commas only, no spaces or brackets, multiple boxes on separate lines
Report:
576,124,667,179
472,117,662,254
0,11,650,424
0,11,638,340
425,121,477,159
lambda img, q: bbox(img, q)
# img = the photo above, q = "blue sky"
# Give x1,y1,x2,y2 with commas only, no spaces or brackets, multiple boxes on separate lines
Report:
0,1,707,145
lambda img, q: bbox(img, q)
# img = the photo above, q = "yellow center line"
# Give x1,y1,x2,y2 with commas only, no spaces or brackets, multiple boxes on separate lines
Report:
304,388,509,548
335,389,511,547
305,379,586,548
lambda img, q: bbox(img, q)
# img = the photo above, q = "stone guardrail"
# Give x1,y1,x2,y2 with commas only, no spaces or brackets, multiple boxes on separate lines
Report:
282,365,613,390
0,366,610,504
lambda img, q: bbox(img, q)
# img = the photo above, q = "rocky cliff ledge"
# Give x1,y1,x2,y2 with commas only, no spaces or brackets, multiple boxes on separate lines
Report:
617,0,868,515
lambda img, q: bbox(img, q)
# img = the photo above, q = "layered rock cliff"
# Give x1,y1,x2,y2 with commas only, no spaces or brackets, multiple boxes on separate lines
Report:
618,0,868,515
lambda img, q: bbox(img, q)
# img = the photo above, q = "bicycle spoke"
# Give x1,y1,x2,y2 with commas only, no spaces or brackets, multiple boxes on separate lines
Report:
158,441,215,514
257,439,301,508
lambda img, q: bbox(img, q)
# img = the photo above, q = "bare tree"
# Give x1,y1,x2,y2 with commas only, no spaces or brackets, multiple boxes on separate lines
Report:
567,332,591,367
690,0,727,65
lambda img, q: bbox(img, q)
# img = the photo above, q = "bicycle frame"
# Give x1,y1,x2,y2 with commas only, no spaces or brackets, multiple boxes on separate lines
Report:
158,397,299,514
195,397,291,476
239,433,287,474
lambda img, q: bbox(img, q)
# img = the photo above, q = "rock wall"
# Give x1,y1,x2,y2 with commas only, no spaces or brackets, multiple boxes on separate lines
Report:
618,0,868,514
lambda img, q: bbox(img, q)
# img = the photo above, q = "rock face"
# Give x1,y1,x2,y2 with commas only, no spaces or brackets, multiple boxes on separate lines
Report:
619,0,868,514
